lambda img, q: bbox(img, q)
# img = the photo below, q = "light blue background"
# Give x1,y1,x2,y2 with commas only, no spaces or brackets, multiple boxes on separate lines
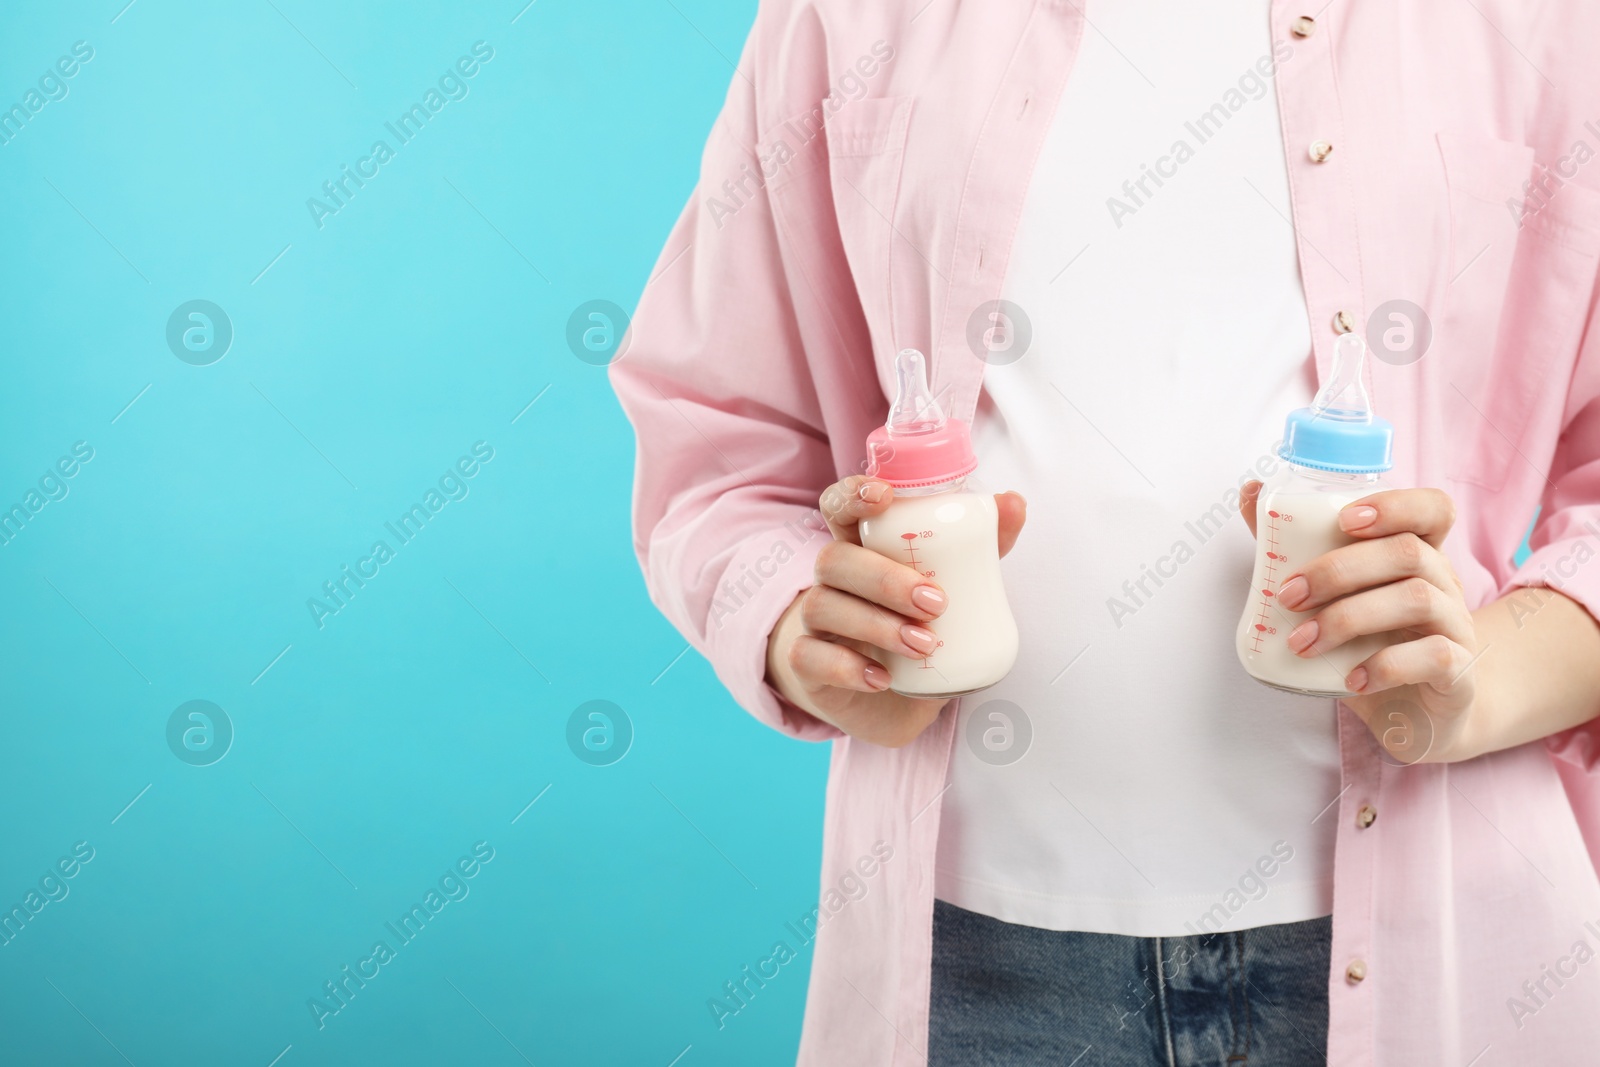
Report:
0,3,832,1065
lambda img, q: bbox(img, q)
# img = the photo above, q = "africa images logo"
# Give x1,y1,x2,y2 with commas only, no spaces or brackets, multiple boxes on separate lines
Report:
305,42,495,230
305,442,495,629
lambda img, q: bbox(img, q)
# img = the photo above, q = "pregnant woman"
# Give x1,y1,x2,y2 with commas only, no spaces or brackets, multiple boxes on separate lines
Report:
612,3,1600,1063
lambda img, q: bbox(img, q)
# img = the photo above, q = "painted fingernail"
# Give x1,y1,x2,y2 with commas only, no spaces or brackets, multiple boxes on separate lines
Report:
902,624,937,655
859,481,887,504
1277,576,1309,610
911,586,947,616
863,664,892,690
1346,667,1368,692
1287,620,1318,654
1340,505,1378,531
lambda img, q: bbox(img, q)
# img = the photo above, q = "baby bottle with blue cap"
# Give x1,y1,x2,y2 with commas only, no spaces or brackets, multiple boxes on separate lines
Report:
1235,333,1401,698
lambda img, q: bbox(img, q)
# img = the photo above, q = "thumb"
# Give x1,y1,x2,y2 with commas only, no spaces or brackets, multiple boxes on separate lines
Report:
1239,480,1262,540
820,475,894,545
996,491,1027,557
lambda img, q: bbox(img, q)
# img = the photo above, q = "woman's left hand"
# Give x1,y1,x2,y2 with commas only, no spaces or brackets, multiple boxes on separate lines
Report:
1240,481,1479,763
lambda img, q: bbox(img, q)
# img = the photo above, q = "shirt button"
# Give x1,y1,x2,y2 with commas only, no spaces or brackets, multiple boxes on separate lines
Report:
1309,140,1334,163
1356,804,1377,828
1333,310,1355,333
1347,959,1368,983
1292,15,1316,38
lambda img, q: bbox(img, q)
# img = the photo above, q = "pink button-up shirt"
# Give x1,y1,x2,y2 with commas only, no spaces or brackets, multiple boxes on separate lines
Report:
611,3,1600,1062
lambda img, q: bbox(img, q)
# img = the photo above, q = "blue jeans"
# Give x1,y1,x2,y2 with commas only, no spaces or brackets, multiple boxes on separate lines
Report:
929,900,1330,1066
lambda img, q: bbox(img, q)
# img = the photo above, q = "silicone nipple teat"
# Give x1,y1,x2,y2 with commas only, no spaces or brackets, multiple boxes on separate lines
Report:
1312,333,1376,424
886,348,945,436
1278,330,1394,473
866,346,977,486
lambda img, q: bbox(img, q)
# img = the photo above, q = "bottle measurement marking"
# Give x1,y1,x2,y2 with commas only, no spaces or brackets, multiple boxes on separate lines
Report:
900,532,943,668
1250,509,1291,652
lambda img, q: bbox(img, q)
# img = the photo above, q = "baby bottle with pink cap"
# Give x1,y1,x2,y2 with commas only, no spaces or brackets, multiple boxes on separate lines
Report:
858,348,1019,698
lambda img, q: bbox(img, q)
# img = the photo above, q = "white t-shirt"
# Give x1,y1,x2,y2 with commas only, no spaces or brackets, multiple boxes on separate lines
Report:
934,0,1340,937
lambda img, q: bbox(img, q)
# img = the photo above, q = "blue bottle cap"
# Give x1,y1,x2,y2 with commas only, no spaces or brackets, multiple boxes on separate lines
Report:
1279,333,1394,474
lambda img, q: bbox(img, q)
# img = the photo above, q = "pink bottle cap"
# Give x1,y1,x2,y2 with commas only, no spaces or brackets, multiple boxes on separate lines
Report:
865,349,978,489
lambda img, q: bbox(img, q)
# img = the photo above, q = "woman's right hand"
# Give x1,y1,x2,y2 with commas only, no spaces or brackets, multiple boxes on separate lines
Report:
764,475,1027,747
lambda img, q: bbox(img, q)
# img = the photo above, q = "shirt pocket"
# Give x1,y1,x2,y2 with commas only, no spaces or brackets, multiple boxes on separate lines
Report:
823,95,915,358
1439,131,1600,491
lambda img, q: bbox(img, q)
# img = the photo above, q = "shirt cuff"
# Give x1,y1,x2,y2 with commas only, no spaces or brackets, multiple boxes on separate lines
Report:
1503,512,1600,771
703,514,844,742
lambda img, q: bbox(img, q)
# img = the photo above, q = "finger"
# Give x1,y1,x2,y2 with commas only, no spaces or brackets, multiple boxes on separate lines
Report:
816,539,947,621
1275,533,1459,613
1239,480,1262,540
1287,577,1475,658
798,585,938,660
996,491,1027,558
787,633,892,693
820,476,895,545
1337,487,1456,549
1345,633,1475,698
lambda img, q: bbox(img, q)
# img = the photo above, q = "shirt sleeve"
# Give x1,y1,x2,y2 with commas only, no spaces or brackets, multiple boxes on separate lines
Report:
608,32,845,743
1504,283,1600,771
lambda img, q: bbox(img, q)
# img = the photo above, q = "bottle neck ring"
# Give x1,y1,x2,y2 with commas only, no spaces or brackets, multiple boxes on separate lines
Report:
893,475,968,497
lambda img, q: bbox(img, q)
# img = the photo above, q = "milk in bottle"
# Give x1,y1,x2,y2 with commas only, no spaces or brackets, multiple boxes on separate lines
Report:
859,349,1019,698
